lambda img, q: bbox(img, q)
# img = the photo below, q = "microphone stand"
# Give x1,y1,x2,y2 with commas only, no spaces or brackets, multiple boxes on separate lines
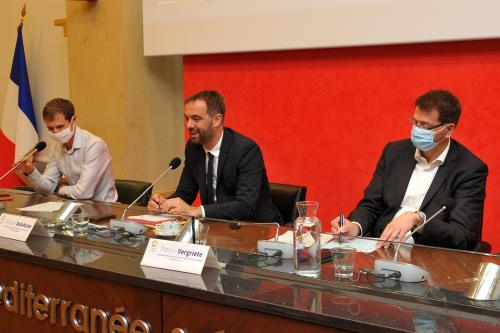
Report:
121,165,175,219
374,205,448,283
110,158,181,235
0,149,38,183
392,206,447,261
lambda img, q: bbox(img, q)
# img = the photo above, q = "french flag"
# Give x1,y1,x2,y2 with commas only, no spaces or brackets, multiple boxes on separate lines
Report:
0,25,39,188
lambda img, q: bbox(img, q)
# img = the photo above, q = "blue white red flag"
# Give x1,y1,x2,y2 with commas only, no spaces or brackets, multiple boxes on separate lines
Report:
0,25,39,187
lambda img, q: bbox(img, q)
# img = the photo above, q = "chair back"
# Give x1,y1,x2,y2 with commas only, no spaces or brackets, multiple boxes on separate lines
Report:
472,211,491,253
269,183,307,225
115,179,152,207
13,186,35,192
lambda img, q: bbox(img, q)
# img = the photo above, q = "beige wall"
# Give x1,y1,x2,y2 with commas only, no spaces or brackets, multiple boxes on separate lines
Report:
0,0,69,162
66,0,184,193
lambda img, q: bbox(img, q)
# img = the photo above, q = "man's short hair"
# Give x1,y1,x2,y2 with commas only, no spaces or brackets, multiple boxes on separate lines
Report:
185,90,225,120
415,90,461,125
43,98,75,121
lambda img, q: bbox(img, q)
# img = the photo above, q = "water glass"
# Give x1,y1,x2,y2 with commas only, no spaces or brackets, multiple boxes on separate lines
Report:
331,246,356,279
158,221,181,235
196,224,210,245
71,214,90,236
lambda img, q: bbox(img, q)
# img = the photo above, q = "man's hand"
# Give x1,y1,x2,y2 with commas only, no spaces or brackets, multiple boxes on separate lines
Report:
331,216,360,237
16,160,34,176
147,193,166,212
59,177,69,186
162,197,201,217
377,211,421,248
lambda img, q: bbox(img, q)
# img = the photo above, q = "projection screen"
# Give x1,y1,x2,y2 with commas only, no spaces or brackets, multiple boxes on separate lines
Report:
143,0,500,56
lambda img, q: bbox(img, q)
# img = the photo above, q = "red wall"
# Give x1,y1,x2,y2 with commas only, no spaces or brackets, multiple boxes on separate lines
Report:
184,39,500,253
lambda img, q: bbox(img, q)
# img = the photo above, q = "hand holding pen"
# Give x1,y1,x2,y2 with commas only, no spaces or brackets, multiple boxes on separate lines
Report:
147,193,166,212
330,214,361,240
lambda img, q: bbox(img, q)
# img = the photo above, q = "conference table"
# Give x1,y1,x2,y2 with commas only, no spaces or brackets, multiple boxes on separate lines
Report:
0,189,498,333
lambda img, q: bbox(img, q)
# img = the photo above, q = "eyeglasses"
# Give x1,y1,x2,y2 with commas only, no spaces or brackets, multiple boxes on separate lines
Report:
408,117,444,130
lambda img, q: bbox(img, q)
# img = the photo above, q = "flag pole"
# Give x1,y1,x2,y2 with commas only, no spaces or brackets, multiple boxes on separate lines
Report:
19,4,26,28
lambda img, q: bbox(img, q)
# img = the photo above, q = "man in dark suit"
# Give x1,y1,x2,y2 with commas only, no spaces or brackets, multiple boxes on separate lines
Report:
331,90,488,250
148,90,282,222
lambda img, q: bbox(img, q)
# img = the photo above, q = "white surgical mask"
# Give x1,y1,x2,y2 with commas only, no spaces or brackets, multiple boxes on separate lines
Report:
50,118,75,144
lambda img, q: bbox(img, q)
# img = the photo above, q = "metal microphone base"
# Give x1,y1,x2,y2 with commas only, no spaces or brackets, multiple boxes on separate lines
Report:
374,258,429,283
109,219,147,235
257,240,293,259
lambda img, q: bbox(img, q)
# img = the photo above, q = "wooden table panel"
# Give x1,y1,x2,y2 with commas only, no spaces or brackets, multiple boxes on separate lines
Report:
163,292,351,333
0,257,161,333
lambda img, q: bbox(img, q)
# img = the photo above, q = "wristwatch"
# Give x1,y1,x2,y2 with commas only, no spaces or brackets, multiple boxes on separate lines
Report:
414,211,426,227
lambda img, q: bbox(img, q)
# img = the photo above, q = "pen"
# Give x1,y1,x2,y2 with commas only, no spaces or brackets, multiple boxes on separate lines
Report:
339,212,344,243
191,216,196,244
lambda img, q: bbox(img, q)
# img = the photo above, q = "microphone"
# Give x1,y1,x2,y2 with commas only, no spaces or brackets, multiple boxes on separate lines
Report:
0,141,47,183
374,198,457,282
110,157,182,234
256,229,293,258
120,156,181,218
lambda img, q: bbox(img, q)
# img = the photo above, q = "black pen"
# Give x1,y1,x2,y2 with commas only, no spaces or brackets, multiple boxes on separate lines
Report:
191,217,196,244
339,212,344,243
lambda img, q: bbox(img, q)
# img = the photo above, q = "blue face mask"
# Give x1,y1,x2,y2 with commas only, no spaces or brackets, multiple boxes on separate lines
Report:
411,125,447,152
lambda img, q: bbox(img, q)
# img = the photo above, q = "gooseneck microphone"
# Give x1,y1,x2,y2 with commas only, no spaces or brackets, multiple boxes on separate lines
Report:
374,198,457,282
120,157,182,219
0,141,47,183
110,157,182,235
392,198,457,262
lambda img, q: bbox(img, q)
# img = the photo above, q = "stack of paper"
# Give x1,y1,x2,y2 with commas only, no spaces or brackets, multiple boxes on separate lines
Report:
18,201,65,212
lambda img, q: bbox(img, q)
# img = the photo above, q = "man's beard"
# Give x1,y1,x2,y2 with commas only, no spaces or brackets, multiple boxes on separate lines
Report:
190,126,214,145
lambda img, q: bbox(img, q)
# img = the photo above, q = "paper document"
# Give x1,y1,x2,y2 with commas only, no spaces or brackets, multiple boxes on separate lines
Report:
322,237,377,253
274,230,334,247
273,230,377,253
126,214,176,224
18,201,66,212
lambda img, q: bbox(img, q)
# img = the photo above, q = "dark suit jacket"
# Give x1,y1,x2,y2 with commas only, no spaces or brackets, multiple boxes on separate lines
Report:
171,128,283,223
349,139,488,250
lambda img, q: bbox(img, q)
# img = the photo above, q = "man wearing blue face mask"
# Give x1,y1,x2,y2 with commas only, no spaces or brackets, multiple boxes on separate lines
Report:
331,90,488,250
16,98,118,202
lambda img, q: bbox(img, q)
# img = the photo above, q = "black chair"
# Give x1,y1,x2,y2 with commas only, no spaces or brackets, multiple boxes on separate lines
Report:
471,213,491,253
13,186,35,192
269,183,307,225
473,241,492,253
115,179,153,207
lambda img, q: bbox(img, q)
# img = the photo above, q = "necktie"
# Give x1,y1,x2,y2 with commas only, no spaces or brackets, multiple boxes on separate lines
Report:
206,152,215,204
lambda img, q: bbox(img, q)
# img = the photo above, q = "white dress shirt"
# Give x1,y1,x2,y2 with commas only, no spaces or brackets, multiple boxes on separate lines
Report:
200,132,223,217
28,126,118,202
395,140,450,219
354,140,450,238
391,140,450,243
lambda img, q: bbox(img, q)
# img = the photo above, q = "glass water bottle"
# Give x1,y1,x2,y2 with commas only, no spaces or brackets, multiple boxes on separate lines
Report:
294,201,321,277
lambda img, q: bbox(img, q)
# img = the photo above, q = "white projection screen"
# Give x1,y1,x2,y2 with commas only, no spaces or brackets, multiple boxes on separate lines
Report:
143,0,500,56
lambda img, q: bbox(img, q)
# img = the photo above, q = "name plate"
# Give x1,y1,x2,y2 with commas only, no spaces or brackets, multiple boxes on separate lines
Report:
0,213,39,241
140,239,220,275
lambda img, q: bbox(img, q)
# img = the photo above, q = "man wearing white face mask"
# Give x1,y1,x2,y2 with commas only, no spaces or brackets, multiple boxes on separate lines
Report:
331,90,488,250
16,98,117,202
